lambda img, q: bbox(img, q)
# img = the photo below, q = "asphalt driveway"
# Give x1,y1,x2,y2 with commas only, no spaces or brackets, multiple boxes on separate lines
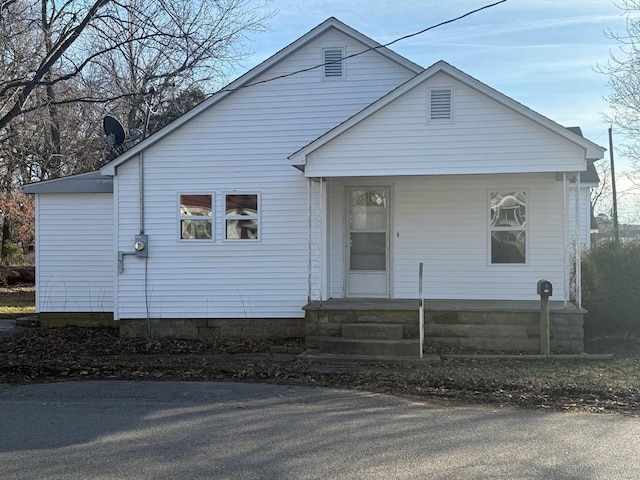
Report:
0,381,638,479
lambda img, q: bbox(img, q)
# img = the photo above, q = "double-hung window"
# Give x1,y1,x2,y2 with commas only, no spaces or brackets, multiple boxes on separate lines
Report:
180,194,213,240
225,193,259,240
490,192,526,264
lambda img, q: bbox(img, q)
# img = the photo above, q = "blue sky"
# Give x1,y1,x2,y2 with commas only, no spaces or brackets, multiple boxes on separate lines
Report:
242,0,637,217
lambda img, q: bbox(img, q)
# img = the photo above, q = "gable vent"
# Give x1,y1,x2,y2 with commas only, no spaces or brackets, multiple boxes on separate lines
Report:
429,87,453,121
323,48,344,78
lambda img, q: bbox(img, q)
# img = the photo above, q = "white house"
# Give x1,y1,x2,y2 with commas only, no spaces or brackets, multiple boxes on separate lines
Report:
24,18,605,353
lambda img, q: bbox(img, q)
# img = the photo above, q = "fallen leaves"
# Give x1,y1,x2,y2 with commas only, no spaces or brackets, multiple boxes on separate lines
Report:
0,327,639,415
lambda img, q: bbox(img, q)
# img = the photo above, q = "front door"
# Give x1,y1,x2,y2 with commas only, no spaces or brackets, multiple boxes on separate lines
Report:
346,187,390,297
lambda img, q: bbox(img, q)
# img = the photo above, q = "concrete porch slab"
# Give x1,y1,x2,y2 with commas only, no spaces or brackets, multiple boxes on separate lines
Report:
304,298,585,313
298,349,441,366
441,353,614,361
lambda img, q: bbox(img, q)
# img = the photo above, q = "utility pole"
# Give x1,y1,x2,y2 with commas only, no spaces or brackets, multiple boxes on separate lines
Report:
609,127,620,242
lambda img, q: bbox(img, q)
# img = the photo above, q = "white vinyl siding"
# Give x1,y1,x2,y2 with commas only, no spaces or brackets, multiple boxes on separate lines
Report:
305,72,587,177
114,28,416,319
328,174,566,301
35,193,114,313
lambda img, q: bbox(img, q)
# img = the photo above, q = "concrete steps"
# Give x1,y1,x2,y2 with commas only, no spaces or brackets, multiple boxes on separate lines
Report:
319,337,420,357
316,322,420,357
341,322,404,340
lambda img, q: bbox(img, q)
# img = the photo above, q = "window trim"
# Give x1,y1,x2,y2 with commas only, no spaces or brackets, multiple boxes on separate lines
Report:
427,86,455,123
488,190,528,266
322,47,345,80
223,192,261,242
178,192,214,242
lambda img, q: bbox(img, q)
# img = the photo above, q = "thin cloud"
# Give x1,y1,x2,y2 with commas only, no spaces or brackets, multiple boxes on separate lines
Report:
399,14,625,46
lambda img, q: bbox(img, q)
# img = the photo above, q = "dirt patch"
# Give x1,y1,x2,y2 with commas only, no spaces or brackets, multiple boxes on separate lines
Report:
1,326,638,415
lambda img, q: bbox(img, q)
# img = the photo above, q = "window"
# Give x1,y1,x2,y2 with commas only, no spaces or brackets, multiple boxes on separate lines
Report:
180,194,213,240
490,192,526,264
428,86,454,122
323,47,344,78
225,194,259,240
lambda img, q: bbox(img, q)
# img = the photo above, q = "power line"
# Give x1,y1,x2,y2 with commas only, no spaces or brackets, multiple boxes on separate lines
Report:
224,0,509,92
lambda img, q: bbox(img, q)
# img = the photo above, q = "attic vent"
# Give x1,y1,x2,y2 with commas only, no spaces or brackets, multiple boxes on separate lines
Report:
428,87,454,122
323,48,344,78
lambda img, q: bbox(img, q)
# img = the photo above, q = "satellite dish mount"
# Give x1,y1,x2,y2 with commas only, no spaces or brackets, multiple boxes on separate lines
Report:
103,115,144,160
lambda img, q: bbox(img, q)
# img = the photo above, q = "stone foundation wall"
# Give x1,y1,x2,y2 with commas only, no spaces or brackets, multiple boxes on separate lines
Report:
423,310,583,353
38,313,305,340
40,312,118,328
304,308,584,353
119,318,305,340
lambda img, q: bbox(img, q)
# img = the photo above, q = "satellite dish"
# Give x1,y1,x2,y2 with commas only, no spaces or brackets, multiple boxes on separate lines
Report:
103,115,125,149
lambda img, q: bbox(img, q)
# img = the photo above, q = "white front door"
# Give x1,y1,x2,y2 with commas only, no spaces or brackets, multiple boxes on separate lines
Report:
346,187,390,297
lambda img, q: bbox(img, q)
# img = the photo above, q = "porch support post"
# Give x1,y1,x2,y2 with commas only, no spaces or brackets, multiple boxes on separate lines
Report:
307,177,312,303
574,172,581,308
320,177,326,302
563,172,568,307
307,177,324,303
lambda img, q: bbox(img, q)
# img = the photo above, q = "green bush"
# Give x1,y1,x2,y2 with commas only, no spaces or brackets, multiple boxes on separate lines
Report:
582,240,640,338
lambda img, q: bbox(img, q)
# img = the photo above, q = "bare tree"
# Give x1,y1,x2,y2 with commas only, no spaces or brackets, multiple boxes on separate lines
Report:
601,0,640,171
1,0,272,130
86,0,272,133
0,0,272,249
0,0,111,131
591,160,612,217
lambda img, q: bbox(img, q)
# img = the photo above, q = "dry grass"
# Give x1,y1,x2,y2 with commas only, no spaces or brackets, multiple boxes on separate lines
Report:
0,286,35,319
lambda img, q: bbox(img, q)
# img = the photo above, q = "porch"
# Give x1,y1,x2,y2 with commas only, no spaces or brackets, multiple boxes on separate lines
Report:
303,298,585,355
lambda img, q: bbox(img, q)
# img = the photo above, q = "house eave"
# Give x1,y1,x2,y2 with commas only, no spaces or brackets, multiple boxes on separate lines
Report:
23,171,113,194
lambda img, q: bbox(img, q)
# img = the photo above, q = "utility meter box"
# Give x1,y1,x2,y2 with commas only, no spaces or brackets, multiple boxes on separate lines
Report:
537,279,552,297
134,233,148,258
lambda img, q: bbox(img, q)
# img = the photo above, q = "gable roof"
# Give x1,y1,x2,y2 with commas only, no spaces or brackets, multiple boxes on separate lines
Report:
23,171,113,194
101,17,423,176
289,61,606,168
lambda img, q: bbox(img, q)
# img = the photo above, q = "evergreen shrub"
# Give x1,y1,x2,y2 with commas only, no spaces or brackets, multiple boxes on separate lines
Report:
582,240,640,337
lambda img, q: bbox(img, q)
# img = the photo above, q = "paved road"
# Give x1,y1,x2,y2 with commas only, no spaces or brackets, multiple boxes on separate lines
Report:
0,319,23,336
0,381,638,479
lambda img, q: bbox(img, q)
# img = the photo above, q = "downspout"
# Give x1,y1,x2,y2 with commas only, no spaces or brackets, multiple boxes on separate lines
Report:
139,152,145,233
117,152,149,330
117,151,146,272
